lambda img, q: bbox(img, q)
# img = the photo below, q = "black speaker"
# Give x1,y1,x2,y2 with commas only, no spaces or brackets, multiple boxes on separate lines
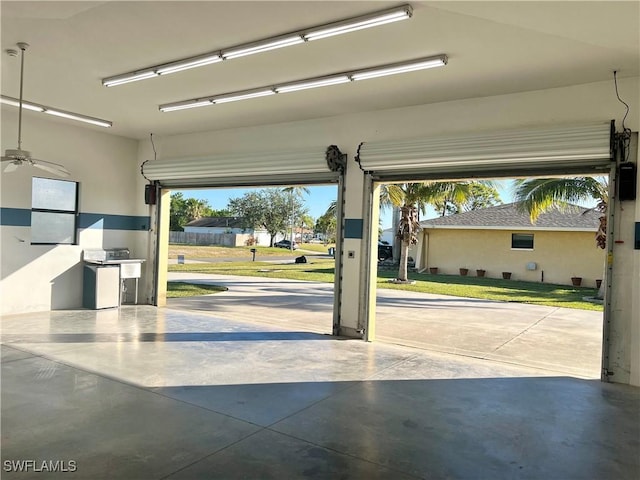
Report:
145,184,156,205
618,162,637,201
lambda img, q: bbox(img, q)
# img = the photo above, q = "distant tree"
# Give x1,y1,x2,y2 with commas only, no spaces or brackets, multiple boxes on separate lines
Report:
282,186,310,249
170,193,214,231
428,181,501,216
462,183,503,212
299,213,315,242
228,189,304,246
209,208,233,217
315,206,337,243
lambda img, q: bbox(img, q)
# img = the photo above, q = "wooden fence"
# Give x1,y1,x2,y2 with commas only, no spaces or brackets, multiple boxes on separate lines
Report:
169,231,251,247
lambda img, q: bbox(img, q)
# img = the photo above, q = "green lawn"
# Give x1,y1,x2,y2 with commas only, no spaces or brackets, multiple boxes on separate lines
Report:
169,260,602,311
167,281,228,298
168,243,335,259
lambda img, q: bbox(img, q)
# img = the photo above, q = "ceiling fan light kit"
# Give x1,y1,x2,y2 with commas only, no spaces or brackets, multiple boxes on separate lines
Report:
159,54,448,112
102,4,413,87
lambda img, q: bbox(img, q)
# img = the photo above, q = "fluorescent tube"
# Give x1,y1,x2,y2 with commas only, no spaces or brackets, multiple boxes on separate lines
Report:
1,95,112,127
304,9,412,41
0,96,44,112
214,90,275,104
157,54,222,75
43,109,112,128
102,71,157,87
159,100,213,112
275,76,351,93
351,57,447,81
222,36,304,60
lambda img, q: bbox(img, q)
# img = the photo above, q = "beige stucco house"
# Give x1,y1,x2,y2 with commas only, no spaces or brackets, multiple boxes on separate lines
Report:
413,203,605,287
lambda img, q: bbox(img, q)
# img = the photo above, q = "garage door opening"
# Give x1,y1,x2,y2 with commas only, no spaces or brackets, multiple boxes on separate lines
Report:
164,184,340,335
357,121,619,379
371,174,609,378
141,145,347,335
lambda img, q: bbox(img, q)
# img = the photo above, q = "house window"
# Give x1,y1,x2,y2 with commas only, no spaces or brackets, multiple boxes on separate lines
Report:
512,233,534,250
31,177,78,245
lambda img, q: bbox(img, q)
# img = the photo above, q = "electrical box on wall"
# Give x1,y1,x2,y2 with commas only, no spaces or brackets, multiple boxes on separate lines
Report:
618,162,637,201
145,184,156,205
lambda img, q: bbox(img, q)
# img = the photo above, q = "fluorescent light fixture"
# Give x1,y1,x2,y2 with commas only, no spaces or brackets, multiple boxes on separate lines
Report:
304,7,413,41
351,57,447,81
214,90,275,104
222,35,304,60
43,109,113,128
103,71,157,87
159,54,447,113
1,95,112,127
0,95,44,112
159,100,213,112
275,75,351,93
156,54,222,75
103,4,413,87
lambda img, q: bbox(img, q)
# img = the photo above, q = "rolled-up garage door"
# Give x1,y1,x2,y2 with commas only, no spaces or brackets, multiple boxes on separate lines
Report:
142,145,345,188
356,121,614,180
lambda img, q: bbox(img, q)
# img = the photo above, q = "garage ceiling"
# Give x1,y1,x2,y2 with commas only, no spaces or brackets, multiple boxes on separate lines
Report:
1,1,638,140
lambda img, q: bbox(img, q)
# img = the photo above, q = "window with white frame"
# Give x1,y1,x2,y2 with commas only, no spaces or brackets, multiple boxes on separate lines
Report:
31,177,78,245
511,233,534,250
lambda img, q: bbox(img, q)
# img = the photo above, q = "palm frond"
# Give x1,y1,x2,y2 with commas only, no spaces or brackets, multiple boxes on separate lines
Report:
513,177,607,222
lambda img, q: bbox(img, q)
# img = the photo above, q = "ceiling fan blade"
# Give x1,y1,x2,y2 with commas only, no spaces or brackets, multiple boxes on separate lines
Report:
31,158,70,177
3,162,20,173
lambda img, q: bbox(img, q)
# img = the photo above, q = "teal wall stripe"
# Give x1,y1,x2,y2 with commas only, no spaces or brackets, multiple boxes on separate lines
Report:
78,213,150,231
1,208,149,231
0,208,31,226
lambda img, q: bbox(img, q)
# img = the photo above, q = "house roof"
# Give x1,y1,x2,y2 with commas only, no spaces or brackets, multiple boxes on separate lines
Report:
420,203,600,231
185,217,246,229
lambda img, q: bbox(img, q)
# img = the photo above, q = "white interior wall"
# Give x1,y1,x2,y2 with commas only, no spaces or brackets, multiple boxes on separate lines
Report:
1,110,144,314
143,77,639,384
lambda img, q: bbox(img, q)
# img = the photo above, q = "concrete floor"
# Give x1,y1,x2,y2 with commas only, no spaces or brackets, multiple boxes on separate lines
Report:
1,306,638,479
168,272,603,378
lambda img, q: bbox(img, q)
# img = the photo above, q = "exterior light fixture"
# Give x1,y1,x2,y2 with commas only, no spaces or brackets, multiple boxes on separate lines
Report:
1,95,112,127
159,54,447,113
103,4,413,87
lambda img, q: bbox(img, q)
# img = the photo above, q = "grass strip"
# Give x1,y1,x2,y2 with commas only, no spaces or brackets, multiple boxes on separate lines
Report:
167,281,228,298
168,261,602,311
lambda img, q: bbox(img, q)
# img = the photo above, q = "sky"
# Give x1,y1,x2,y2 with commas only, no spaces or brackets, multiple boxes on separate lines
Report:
176,179,595,230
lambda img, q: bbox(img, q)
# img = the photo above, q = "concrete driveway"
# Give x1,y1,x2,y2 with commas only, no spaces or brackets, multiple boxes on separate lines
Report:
167,272,603,379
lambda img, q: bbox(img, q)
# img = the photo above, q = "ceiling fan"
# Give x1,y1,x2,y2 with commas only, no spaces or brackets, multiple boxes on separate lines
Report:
1,42,70,177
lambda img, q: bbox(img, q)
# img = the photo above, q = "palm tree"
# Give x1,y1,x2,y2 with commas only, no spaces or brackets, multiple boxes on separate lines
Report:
513,177,608,248
513,176,608,297
380,183,442,282
381,181,498,282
